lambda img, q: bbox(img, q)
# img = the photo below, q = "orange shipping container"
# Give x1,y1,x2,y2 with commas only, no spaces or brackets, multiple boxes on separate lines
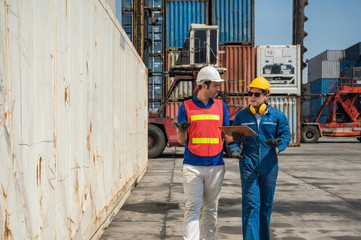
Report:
219,45,256,94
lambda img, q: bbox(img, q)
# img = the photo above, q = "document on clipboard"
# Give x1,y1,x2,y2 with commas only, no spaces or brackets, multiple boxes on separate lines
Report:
218,126,258,137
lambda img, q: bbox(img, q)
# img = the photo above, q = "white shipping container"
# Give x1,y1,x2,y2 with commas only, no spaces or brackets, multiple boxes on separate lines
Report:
257,45,301,96
308,60,341,83
269,96,301,146
307,50,345,67
0,1,148,239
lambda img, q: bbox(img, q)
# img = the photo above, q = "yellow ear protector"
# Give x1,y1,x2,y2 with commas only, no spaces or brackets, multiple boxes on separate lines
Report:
250,103,268,114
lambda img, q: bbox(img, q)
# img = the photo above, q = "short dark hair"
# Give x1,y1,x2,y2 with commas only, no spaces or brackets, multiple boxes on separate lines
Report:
199,81,211,89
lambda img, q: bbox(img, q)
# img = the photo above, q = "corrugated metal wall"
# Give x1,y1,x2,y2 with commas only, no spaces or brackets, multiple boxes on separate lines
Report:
213,0,254,44
308,60,341,83
166,0,208,48
0,1,148,239
268,96,301,146
219,45,256,94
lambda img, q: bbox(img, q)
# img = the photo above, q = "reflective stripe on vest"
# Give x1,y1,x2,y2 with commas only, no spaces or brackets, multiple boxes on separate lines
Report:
184,99,224,157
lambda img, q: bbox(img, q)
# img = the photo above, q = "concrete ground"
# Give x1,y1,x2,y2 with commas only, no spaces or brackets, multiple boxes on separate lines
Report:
100,137,361,240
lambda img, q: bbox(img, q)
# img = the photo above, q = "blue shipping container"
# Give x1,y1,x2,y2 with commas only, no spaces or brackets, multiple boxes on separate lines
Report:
149,84,163,99
345,42,361,61
167,0,207,48
122,11,133,41
340,60,358,72
147,0,163,8
149,76,163,85
122,0,132,8
310,78,339,95
214,0,254,44
148,57,163,73
310,98,329,123
148,12,163,53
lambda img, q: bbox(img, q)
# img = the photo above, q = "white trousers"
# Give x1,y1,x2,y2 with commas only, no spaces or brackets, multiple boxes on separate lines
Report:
183,164,226,240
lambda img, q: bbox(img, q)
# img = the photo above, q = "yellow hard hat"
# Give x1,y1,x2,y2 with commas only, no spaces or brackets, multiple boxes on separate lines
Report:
248,77,271,94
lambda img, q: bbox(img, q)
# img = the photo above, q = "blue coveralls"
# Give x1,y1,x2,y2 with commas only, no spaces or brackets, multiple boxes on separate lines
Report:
228,106,291,240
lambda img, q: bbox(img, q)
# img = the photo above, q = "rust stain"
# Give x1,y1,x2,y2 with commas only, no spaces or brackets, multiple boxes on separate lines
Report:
65,84,70,105
95,40,97,47
4,111,7,122
93,154,95,165
48,166,55,176
94,83,97,89
86,61,89,75
37,157,43,186
1,185,7,199
48,180,55,190
74,165,79,196
87,121,92,153
65,0,68,17
84,192,87,200
4,210,13,240
53,133,57,149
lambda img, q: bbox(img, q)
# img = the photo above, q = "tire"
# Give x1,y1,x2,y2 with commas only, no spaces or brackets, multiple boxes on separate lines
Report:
356,137,361,143
148,124,166,158
301,125,320,143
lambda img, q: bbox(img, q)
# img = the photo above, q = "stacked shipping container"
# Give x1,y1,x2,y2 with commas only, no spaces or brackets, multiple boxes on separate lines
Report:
303,45,361,123
121,0,301,145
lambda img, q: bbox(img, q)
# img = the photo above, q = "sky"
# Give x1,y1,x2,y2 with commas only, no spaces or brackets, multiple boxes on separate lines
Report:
255,0,361,82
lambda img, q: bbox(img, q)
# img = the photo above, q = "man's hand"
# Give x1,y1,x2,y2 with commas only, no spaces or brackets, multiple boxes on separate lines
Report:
174,121,191,133
232,132,245,143
229,148,244,160
266,138,282,147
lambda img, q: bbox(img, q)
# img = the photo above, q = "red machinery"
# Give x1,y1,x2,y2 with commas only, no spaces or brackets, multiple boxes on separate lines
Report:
301,76,361,143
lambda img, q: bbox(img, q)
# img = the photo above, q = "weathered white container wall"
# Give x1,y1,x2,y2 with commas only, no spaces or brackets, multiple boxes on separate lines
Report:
0,0,148,239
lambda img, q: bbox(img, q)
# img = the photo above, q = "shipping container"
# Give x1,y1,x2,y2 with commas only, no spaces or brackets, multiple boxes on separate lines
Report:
268,96,301,146
122,0,132,8
149,56,163,73
307,50,345,67
340,59,359,72
149,84,163,99
166,50,194,100
165,96,300,146
345,42,361,61
166,0,208,48
308,60,341,83
147,0,164,8
310,97,329,123
213,0,254,44
257,45,301,95
310,78,339,95
148,11,163,54
0,1,148,239
301,100,310,121
122,11,133,41
218,45,256,95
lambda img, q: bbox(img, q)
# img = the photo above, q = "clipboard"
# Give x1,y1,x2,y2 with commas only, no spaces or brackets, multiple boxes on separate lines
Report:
218,126,258,137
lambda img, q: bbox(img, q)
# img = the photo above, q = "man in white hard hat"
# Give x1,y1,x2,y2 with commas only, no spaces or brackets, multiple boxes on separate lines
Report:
174,66,231,240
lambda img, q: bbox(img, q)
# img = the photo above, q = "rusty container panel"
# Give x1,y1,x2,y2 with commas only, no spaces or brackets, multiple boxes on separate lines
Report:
166,50,194,100
0,1,148,239
219,45,256,95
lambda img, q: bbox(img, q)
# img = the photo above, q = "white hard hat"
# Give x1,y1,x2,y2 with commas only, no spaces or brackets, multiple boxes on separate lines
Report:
196,66,224,85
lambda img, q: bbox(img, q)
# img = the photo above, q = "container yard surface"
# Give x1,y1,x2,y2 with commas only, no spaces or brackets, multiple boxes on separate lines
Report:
100,137,361,240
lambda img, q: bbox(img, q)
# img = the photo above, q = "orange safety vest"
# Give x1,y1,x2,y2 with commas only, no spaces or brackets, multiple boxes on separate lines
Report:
184,99,224,157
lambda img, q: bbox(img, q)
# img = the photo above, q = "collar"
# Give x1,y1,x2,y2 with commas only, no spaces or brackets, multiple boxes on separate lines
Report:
192,94,214,108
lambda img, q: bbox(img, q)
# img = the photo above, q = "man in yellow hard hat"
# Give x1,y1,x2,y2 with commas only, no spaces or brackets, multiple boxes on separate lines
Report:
228,77,291,240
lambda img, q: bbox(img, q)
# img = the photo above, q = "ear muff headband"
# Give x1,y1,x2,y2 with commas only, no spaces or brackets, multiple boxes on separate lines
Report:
250,103,267,114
